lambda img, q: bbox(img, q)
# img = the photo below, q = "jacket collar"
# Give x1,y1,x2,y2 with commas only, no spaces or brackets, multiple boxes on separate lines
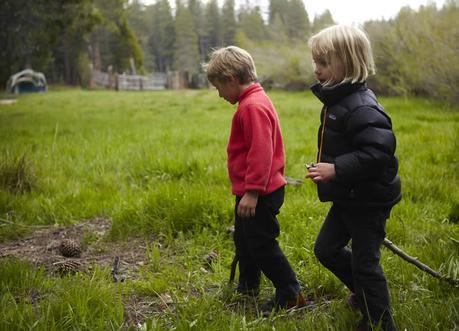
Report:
310,81,366,106
238,83,263,103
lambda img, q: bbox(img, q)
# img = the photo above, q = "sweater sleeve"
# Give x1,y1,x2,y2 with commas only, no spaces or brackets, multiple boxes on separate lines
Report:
240,104,273,192
334,106,396,184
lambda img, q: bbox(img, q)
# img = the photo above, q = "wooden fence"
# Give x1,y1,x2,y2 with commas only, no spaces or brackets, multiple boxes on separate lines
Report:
90,68,207,90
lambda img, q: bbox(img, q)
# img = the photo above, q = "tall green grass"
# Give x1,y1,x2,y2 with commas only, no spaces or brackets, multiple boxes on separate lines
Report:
0,89,458,330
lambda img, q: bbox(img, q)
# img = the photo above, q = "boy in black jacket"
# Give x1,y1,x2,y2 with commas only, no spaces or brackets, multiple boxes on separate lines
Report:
306,25,401,331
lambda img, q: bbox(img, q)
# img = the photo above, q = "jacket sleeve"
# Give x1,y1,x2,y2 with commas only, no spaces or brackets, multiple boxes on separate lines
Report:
334,106,396,184
241,105,273,192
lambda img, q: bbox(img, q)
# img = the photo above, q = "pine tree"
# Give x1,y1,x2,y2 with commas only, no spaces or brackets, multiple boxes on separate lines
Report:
267,13,288,42
238,6,266,41
221,0,237,46
148,0,175,72
173,4,200,74
268,0,287,25
311,10,335,33
205,0,221,48
284,0,310,40
188,0,208,62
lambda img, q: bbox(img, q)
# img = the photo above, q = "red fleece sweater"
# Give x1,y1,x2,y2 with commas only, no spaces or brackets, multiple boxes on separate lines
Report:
227,83,287,196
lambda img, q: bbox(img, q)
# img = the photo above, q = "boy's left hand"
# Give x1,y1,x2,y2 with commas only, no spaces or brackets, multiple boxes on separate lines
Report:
306,163,336,182
237,190,259,218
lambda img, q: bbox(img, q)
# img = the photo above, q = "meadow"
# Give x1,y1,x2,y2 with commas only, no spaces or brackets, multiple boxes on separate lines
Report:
0,88,458,330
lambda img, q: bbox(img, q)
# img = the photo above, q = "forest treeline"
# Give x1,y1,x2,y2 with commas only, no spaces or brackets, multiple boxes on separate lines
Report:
0,0,457,103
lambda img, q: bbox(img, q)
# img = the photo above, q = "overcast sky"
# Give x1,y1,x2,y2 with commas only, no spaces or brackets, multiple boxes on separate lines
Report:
139,0,447,25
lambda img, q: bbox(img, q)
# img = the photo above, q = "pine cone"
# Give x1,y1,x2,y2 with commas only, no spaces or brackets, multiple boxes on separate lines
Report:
59,239,82,258
54,259,82,275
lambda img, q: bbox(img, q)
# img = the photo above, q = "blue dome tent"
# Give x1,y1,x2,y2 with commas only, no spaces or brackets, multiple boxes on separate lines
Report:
6,69,48,94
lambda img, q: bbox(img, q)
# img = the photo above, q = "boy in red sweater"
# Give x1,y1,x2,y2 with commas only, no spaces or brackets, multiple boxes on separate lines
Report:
204,46,306,313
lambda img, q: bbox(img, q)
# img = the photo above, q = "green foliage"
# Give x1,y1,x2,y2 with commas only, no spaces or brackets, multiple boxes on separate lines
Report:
238,6,267,41
146,0,175,72
311,9,335,33
205,0,222,48
365,2,459,104
221,0,237,46
284,0,311,40
0,90,458,329
0,0,55,86
236,37,314,89
174,5,201,74
0,0,99,86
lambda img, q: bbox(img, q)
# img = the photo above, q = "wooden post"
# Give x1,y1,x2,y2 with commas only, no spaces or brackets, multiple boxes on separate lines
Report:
88,63,94,89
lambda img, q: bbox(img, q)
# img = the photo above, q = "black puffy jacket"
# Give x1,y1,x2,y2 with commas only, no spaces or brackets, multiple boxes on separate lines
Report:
310,81,401,208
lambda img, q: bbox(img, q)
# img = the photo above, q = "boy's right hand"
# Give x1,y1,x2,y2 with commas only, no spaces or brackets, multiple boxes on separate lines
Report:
237,190,259,218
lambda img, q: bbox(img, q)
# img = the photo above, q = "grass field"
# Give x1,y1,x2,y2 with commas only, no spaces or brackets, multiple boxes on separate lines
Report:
0,88,458,330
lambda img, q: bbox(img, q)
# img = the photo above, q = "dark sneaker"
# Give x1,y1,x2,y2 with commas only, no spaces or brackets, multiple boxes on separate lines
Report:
260,293,308,316
347,292,359,310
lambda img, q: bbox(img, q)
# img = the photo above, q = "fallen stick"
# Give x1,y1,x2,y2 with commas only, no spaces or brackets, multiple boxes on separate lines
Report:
226,224,458,285
383,238,458,286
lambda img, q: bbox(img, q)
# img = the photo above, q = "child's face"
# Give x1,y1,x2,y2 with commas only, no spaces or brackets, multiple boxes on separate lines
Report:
313,55,344,85
213,78,240,105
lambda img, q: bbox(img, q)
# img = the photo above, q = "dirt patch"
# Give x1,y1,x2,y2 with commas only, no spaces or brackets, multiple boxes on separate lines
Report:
0,217,148,277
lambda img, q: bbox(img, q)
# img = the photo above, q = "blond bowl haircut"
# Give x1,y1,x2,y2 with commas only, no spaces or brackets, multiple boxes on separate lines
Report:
203,46,258,85
309,25,375,86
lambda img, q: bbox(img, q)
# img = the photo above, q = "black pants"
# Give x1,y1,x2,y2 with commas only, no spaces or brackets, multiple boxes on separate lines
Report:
314,204,395,331
234,187,300,303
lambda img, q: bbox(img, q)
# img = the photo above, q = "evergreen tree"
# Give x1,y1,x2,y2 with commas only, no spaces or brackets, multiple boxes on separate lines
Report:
268,0,287,25
188,0,208,62
53,0,100,84
173,4,200,74
148,0,175,72
111,17,144,73
126,0,155,72
0,0,57,85
284,0,310,39
239,6,266,41
311,10,335,33
267,13,288,42
92,0,144,74
205,0,221,48
221,0,237,46
188,0,205,36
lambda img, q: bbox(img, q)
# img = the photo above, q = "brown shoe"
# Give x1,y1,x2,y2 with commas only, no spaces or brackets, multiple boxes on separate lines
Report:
260,292,310,316
286,292,308,309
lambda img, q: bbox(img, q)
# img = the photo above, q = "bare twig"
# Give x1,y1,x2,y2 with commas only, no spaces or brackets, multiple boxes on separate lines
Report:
383,238,459,286
285,176,304,186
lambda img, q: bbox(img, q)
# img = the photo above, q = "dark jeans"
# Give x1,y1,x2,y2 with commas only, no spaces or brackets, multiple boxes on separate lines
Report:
234,187,300,303
314,204,395,331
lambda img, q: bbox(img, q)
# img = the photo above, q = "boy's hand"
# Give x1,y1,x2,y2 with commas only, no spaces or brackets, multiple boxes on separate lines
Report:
306,162,336,182
237,190,259,218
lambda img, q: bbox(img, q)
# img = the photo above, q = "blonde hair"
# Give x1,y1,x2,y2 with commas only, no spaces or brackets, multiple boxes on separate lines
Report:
308,25,375,86
203,46,258,84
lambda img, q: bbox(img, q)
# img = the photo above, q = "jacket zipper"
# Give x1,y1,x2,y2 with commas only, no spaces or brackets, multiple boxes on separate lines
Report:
318,106,327,163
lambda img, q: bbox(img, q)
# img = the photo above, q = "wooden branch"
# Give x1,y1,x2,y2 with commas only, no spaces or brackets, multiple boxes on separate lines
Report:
383,238,459,286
